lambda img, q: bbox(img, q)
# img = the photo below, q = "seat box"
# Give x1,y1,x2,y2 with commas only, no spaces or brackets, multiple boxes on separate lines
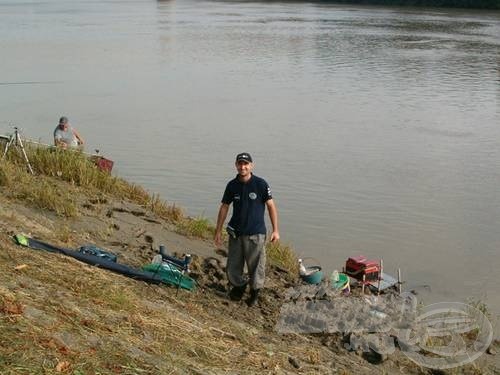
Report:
92,156,114,173
345,255,380,281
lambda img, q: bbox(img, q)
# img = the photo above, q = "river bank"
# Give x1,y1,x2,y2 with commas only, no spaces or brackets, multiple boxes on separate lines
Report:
0,151,498,374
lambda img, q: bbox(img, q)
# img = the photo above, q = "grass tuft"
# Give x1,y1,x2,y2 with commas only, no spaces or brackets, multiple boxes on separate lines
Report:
0,162,78,217
1,144,184,223
0,166,9,186
148,193,184,222
266,241,299,277
176,215,215,239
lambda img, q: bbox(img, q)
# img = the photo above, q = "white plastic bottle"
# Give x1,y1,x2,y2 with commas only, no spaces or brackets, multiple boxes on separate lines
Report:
298,259,307,276
331,269,339,284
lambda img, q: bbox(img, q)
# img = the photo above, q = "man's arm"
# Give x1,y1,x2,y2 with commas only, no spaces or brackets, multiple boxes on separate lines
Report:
266,199,280,243
73,128,84,146
54,130,61,146
54,136,67,149
214,203,230,248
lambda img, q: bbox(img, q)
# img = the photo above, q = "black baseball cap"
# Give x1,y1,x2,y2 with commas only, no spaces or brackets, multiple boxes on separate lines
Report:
236,152,252,163
59,116,68,125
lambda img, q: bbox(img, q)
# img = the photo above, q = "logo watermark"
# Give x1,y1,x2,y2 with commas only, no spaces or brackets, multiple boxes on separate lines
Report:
398,301,493,369
275,285,493,369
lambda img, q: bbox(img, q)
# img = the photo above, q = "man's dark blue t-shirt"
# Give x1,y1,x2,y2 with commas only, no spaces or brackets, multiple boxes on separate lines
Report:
222,174,272,235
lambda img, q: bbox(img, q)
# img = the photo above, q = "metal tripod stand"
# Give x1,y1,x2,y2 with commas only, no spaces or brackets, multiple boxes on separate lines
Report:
1,127,34,174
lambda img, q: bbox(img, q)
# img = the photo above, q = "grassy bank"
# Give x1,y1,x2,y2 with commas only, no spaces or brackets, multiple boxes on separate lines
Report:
0,144,297,273
0,144,332,374
0,231,307,374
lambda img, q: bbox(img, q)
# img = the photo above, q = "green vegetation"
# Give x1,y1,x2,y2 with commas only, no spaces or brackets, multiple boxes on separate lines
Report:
267,241,299,278
176,215,215,238
0,161,79,217
28,147,184,221
328,0,500,9
1,144,182,219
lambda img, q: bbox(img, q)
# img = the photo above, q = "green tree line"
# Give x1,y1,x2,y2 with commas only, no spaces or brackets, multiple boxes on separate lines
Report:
327,0,500,9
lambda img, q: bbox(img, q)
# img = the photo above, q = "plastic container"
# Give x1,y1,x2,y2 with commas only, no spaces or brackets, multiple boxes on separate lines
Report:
300,266,323,284
331,272,350,293
142,263,196,290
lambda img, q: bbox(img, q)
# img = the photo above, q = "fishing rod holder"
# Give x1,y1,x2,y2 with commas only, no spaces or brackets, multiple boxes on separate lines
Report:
1,125,34,174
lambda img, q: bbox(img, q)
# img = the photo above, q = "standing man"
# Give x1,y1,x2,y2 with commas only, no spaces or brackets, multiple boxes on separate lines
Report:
54,116,84,149
214,152,279,307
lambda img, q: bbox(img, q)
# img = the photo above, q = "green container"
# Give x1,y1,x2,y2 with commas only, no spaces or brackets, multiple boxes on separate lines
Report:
331,273,349,290
142,263,196,291
300,266,323,284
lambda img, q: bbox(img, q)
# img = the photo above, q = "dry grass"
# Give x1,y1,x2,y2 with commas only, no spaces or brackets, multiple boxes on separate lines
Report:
148,193,184,223
0,162,78,217
176,215,215,239
1,145,301,274
266,241,299,277
2,145,184,224
0,234,305,374
0,142,320,372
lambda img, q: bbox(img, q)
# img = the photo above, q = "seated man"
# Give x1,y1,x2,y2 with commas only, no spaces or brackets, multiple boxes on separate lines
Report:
53,116,84,149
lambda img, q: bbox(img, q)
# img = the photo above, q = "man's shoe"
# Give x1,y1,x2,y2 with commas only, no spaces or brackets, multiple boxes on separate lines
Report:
246,289,260,307
229,285,246,301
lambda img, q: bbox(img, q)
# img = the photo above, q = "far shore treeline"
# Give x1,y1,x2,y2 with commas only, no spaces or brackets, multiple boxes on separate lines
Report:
324,0,500,9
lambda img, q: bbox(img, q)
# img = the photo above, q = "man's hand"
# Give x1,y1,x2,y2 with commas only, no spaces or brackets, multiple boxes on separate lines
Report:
214,203,229,250
58,141,67,149
214,231,223,249
270,231,280,243
265,199,279,244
